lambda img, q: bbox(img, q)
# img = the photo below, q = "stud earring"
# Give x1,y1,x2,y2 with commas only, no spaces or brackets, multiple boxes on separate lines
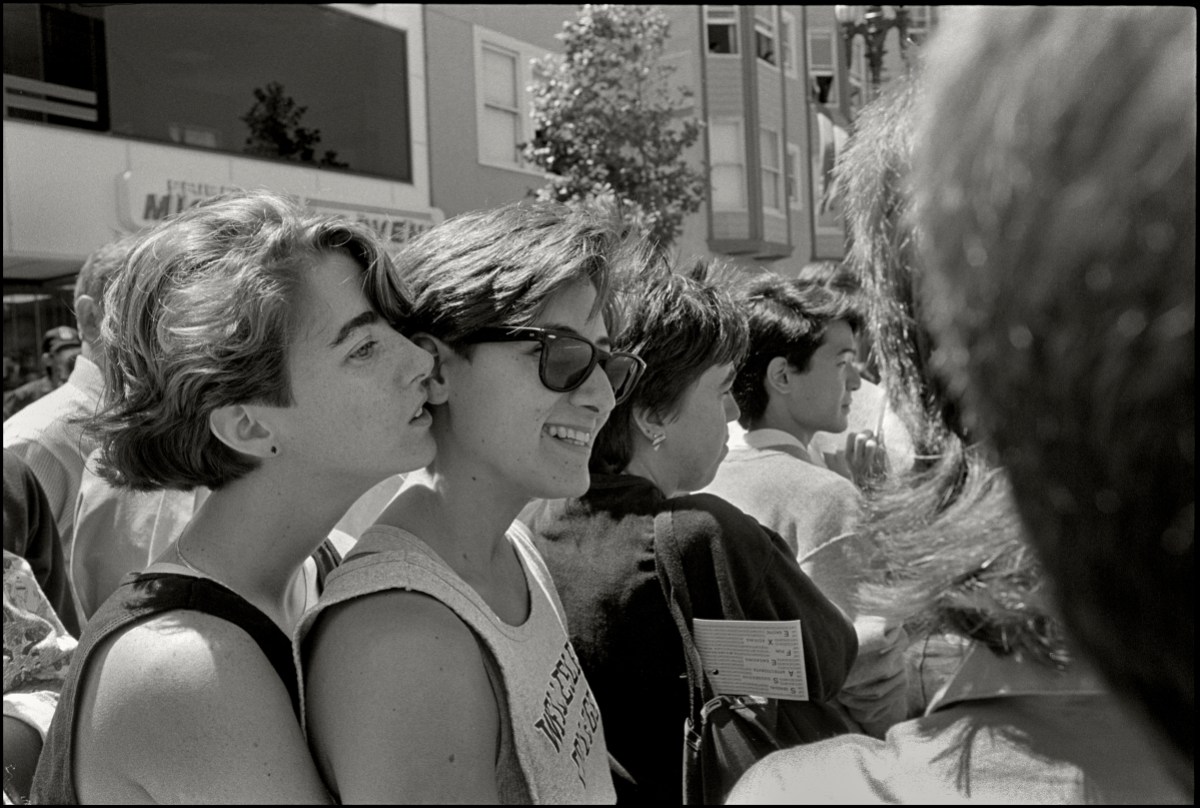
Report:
270,446,278,455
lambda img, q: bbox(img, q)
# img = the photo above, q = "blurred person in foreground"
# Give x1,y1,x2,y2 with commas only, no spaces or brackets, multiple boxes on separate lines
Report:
2,326,81,421
31,190,438,803
911,4,1194,789
703,277,908,739
820,68,972,720
727,8,1192,802
525,261,858,804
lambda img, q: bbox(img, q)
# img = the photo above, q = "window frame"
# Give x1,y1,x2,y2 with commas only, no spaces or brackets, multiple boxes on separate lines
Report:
759,125,783,214
780,10,798,79
473,25,544,174
708,116,747,212
704,5,740,57
786,141,802,210
807,27,835,106
753,6,778,68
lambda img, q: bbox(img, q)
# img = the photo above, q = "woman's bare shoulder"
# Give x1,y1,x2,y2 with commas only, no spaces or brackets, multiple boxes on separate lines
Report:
304,589,490,694
302,590,503,803
77,610,330,803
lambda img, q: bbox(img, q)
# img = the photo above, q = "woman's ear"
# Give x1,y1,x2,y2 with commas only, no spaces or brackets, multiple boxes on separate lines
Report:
412,332,451,405
209,404,276,459
631,404,668,444
765,356,793,396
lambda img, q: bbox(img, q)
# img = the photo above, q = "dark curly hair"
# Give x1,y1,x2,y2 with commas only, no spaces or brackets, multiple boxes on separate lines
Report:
590,258,749,475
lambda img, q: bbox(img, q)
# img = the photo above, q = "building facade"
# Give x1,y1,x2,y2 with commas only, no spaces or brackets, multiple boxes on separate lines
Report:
3,3,435,393
426,5,933,274
3,4,932,397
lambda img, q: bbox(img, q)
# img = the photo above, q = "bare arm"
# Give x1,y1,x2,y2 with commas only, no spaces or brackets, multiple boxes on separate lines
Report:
303,590,503,804
74,612,331,804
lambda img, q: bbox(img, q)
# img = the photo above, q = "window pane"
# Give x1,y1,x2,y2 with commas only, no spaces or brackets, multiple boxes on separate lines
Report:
3,5,42,79
708,24,737,54
761,168,779,210
5,5,413,181
481,106,519,165
809,31,834,70
712,166,745,209
760,129,779,170
755,31,775,64
787,147,800,206
710,122,741,163
811,75,834,105
483,46,518,108
780,16,793,70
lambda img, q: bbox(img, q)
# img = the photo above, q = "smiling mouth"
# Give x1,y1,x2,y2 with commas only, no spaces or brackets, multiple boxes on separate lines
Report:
545,425,592,447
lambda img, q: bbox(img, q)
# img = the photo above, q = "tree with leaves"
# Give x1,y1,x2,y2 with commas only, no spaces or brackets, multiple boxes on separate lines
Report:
241,81,348,169
523,5,706,255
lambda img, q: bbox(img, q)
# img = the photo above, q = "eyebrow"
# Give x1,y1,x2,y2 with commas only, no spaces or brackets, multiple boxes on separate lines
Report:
540,322,611,348
328,310,380,349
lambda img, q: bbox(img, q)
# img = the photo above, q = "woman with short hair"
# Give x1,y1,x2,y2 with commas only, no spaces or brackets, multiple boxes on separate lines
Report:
31,190,437,803
525,261,859,804
298,202,644,803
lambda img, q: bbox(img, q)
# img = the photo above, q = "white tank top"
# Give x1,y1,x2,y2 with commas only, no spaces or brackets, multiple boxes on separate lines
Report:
294,521,616,805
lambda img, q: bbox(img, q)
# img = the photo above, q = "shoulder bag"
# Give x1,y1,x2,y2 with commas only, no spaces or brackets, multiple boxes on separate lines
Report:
652,510,810,805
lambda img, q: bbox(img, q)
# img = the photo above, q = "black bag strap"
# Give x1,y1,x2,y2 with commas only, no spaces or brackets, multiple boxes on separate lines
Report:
652,509,718,720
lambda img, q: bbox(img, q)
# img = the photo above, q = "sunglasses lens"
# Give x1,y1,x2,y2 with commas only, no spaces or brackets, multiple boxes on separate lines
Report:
544,337,596,391
605,355,642,403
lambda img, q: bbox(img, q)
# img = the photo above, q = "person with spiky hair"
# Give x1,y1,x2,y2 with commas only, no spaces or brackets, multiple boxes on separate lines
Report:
703,274,910,739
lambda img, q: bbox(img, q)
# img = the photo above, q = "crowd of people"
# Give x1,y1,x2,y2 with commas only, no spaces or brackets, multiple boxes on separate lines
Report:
3,6,1193,804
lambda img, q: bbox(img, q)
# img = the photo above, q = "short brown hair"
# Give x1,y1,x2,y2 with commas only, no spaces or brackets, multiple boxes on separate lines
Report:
396,201,638,348
89,190,411,491
591,259,748,474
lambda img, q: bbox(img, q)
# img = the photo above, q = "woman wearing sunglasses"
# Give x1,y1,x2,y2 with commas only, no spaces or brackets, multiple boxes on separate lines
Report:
524,262,859,804
296,202,644,803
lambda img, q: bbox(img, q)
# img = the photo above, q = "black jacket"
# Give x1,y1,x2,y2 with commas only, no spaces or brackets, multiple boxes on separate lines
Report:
528,473,858,805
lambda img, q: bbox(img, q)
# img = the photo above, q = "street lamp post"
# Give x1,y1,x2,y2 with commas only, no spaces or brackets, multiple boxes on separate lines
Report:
834,5,910,100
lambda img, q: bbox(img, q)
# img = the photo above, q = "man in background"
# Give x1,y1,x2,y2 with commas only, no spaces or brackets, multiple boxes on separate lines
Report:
2,235,198,626
704,276,908,738
3,327,81,421
3,241,119,561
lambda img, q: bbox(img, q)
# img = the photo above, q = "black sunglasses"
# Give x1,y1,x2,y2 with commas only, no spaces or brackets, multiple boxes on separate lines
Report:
462,326,646,405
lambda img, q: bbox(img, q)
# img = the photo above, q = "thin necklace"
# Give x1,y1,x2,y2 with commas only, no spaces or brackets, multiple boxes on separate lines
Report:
173,538,209,577
175,538,309,611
